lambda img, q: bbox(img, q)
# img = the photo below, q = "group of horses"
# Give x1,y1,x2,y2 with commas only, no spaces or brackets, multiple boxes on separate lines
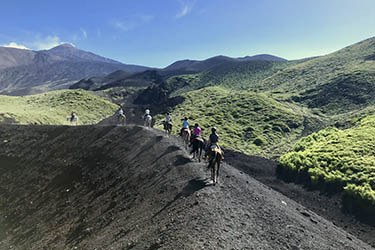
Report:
67,111,222,184
165,122,223,185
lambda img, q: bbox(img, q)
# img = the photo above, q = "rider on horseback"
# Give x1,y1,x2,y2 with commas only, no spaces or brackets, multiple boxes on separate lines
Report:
180,117,189,136
164,112,173,131
204,127,222,159
144,109,150,119
117,106,124,118
70,111,76,122
191,123,201,140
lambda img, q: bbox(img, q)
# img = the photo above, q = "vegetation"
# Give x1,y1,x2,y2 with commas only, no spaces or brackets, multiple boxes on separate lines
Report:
261,37,375,114
279,114,375,213
166,60,294,96
0,89,118,125
154,86,322,157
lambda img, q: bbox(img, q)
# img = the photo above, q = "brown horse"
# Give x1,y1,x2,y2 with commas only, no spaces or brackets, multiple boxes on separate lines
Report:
207,147,223,185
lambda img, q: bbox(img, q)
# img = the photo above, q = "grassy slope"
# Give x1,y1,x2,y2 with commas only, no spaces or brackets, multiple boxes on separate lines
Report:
166,60,294,96
0,89,118,125
155,86,322,157
261,37,375,113
157,37,375,212
279,115,375,205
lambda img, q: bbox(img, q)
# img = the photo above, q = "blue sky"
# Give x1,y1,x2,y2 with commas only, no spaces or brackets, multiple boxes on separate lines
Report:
1,0,374,67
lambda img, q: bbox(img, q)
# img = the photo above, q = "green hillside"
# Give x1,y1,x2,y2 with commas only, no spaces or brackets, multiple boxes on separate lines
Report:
279,114,375,214
166,60,293,96
0,89,118,125
155,86,323,156
261,37,375,114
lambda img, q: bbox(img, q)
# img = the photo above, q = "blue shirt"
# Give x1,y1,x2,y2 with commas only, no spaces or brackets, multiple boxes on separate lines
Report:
182,120,189,128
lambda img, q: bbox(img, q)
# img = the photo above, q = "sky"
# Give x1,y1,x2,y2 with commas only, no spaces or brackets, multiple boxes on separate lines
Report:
0,0,374,68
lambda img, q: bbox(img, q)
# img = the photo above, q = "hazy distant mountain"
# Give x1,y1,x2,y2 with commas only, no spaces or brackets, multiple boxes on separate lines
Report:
237,54,287,61
0,44,149,95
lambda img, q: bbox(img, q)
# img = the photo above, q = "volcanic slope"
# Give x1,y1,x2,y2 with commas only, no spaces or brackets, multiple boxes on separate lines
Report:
0,125,372,250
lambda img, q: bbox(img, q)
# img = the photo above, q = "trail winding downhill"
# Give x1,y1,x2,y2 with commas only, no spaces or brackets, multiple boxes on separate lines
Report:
0,124,373,249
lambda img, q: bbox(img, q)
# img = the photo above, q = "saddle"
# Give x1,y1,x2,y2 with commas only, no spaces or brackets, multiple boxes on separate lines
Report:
193,135,204,143
208,144,223,159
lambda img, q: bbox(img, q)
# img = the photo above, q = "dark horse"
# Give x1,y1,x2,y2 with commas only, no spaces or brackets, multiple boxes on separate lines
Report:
207,146,223,185
190,136,205,162
163,121,173,134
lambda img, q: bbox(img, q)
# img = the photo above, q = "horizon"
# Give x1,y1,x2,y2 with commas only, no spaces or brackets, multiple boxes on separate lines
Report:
1,0,374,68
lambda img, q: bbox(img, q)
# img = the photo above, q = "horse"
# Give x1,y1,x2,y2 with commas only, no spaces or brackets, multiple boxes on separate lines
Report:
190,136,205,162
181,128,191,148
144,114,152,128
207,146,223,185
67,116,78,125
117,114,126,126
163,121,173,134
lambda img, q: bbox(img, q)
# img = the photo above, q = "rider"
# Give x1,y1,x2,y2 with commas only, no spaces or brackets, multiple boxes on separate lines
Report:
191,123,202,140
165,112,172,130
204,127,221,158
144,109,150,120
165,112,172,124
70,111,76,121
180,117,189,136
117,106,124,118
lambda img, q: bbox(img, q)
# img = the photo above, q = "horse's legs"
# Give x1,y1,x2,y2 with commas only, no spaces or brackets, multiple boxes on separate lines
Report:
198,145,202,162
215,159,220,184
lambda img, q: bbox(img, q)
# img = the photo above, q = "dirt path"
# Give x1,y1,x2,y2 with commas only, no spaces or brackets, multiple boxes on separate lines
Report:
0,125,373,249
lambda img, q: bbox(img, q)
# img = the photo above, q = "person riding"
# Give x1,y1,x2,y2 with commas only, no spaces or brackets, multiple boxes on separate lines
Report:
117,106,124,119
191,123,202,140
166,112,172,124
144,109,150,120
118,107,124,116
180,117,189,136
205,127,222,159
70,111,76,122
164,112,172,130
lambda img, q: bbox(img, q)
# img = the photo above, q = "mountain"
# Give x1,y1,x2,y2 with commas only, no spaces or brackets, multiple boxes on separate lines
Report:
163,54,287,73
70,70,163,91
261,36,375,114
0,44,149,95
237,54,287,61
69,54,290,93
0,46,37,69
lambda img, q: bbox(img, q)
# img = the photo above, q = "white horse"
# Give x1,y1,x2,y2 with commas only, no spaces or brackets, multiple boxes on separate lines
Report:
144,114,152,128
67,116,78,125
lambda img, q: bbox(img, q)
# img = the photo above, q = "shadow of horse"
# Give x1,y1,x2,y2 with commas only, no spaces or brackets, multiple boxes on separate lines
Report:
190,136,206,162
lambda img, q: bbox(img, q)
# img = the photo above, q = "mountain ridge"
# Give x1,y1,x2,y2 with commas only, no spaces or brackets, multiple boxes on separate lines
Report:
0,44,149,95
